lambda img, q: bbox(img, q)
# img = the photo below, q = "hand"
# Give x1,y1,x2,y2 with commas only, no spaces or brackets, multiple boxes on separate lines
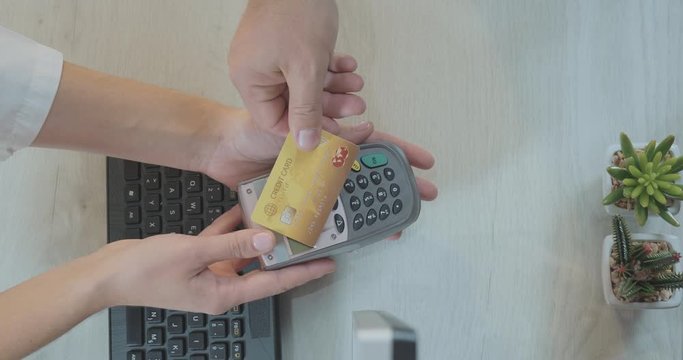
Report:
229,0,365,150
204,113,439,239
96,207,335,313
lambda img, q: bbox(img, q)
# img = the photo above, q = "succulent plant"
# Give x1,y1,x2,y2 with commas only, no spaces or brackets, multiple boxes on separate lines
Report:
609,215,683,302
603,132,683,227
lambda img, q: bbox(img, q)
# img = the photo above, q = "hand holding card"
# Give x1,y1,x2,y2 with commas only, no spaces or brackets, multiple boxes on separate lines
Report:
251,131,359,246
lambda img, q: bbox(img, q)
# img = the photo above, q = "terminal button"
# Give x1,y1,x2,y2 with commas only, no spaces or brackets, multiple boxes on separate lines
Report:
361,153,388,168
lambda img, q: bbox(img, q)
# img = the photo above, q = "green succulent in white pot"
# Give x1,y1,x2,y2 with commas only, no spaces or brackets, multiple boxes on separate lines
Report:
603,132,683,227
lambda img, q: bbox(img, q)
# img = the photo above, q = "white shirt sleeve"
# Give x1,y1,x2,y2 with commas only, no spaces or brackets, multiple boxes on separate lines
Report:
0,26,63,160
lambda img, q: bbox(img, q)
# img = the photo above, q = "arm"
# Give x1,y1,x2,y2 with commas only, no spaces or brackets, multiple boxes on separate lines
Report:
33,62,232,174
31,59,367,188
0,251,110,359
0,209,335,359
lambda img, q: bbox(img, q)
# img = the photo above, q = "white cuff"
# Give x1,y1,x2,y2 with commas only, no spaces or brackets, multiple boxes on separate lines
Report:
0,26,63,160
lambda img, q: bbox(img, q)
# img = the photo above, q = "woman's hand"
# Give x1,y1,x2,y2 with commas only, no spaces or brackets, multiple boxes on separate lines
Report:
204,112,439,242
98,207,335,314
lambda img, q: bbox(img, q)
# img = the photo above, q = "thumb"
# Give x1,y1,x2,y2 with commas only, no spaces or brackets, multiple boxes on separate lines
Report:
197,230,276,265
286,65,327,151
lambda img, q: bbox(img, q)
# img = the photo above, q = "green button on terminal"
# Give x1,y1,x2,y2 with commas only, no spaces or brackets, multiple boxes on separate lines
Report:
361,153,388,168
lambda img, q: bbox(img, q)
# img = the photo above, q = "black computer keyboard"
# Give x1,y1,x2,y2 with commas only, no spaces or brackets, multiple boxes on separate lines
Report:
107,158,279,360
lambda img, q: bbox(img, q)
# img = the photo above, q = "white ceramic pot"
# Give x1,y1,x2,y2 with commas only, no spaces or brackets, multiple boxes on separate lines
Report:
602,233,683,309
603,143,681,217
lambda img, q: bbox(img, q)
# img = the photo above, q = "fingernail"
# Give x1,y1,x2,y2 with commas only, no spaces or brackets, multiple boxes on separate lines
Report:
253,232,275,252
354,121,371,131
297,128,320,150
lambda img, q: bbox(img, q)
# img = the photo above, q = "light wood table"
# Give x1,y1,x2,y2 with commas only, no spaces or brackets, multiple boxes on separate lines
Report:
1,1,682,359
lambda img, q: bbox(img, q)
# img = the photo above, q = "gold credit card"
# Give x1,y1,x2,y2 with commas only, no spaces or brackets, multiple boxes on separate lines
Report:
251,131,359,246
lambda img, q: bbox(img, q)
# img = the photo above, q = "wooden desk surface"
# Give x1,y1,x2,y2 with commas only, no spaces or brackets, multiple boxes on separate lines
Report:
1,1,682,359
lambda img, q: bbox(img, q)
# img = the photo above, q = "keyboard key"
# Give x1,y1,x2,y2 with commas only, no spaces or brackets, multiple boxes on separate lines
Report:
147,327,164,346
185,197,202,215
207,176,220,185
390,183,400,197
166,224,182,234
344,179,355,193
231,342,244,359
363,192,374,207
124,161,140,181
125,228,141,239
125,307,144,346
186,219,203,235
366,209,378,226
127,350,144,360
230,304,243,315
189,313,206,328
231,319,243,337
377,187,388,203
356,175,369,189
353,213,364,231
165,181,181,200
349,196,361,211
383,167,395,181
370,171,382,185
334,214,345,233
145,193,161,212
145,216,161,235
189,331,207,350
126,207,141,224
209,320,227,338
146,307,164,323
147,350,165,360
185,174,202,193
190,355,207,360
144,172,161,190
144,163,160,170
209,343,228,360
164,167,181,178
228,190,238,201
125,184,140,202
167,314,186,334
208,207,223,223
379,204,390,220
207,185,223,202
166,203,181,222
392,199,403,214
167,338,186,357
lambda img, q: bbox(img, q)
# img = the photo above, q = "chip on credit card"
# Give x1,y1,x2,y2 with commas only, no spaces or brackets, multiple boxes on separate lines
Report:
251,131,359,246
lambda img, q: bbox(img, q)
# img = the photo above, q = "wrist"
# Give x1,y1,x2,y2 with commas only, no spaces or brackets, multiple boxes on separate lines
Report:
59,250,120,312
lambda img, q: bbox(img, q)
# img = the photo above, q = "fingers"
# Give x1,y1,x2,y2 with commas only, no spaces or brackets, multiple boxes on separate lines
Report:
285,63,328,151
202,207,259,276
200,206,243,236
236,83,289,136
322,93,366,119
324,72,364,93
329,53,358,73
197,229,276,265
224,259,336,305
387,231,402,240
334,121,375,144
416,177,438,201
321,117,341,134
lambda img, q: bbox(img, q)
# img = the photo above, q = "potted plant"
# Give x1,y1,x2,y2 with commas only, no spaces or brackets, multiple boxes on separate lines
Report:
602,132,683,227
602,215,683,309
